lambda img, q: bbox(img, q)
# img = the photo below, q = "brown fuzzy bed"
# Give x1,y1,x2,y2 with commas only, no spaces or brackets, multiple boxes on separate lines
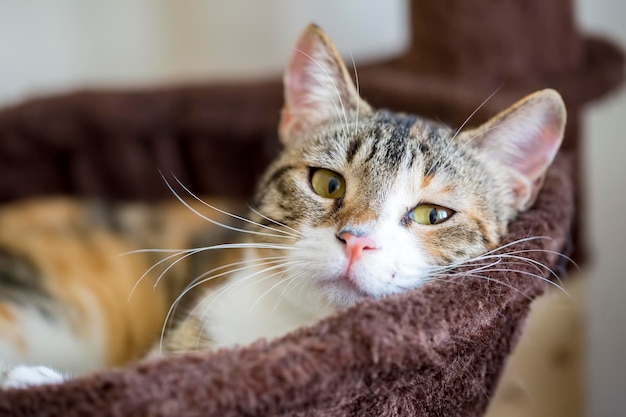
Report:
0,0,623,415
0,154,573,417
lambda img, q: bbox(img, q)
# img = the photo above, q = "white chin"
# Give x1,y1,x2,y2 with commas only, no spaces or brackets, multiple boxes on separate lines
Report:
318,279,373,308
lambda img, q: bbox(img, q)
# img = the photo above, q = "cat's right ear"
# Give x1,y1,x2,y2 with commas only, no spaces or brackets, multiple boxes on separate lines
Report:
279,24,371,144
457,89,566,211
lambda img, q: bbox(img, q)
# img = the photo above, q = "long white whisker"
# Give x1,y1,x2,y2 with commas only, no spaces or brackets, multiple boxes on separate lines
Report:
348,50,360,136
457,273,533,301
159,258,294,352
426,86,501,177
187,256,288,288
200,261,302,318
467,267,569,297
161,256,289,338
420,236,551,275
247,270,297,316
498,248,579,271
271,270,308,314
121,242,298,256
247,206,303,237
475,236,552,258
171,175,300,239
192,261,303,347
294,48,350,138
451,86,502,142
447,124,512,162
128,249,190,300
426,259,503,274
475,254,560,282
152,249,208,290
160,173,293,240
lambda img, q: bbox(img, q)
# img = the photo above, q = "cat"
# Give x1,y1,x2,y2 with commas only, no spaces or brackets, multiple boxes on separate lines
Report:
0,23,565,388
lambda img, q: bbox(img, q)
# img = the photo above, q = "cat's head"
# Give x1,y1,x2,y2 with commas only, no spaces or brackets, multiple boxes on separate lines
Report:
251,24,566,308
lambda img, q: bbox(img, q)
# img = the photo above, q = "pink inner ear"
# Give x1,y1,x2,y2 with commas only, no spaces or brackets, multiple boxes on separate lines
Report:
285,41,315,110
280,33,326,138
508,123,562,182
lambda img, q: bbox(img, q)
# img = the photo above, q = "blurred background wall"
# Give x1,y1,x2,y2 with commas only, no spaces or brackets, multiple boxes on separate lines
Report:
0,1,624,415
0,0,408,103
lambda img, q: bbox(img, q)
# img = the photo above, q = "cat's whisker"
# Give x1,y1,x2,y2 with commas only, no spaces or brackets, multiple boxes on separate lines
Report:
450,86,502,142
152,249,210,290
161,256,290,338
247,206,304,237
294,48,350,138
128,249,191,300
473,267,570,297
426,86,501,177
160,258,297,352
200,261,303,318
482,236,552,256
161,173,295,240
451,273,534,301
348,50,360,136
192,261,303,347
296,274,313,300
420,236,551,275
121,242,299,257
187,256,289,288
463,254,547,278
473,253,561,283
155,251,286,295
127,243,296,303
446,249,562,290
464,260,543,277
436,256,569,297
247,268,302,316
270,270,309,314
425,259,503,274
440,236,553,270
170,175,301,239
496,248,579,271
447,123,512,162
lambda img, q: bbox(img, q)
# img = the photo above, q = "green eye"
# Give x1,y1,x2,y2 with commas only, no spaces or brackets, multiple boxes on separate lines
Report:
311,169,346,199
410,204,454,225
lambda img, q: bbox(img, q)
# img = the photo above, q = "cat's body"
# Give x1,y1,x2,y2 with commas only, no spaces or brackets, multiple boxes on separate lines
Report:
0,197,242,371
0,24,566,387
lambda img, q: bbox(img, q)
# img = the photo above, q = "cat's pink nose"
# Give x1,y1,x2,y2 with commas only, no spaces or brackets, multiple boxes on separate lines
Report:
337,232,378,265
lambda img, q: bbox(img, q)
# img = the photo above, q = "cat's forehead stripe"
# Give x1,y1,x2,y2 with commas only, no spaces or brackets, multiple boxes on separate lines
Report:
359,113,446,177
345,135,364,164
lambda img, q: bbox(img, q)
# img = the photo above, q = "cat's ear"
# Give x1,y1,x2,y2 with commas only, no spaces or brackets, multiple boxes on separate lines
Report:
458,89,566,211
279,24,372,143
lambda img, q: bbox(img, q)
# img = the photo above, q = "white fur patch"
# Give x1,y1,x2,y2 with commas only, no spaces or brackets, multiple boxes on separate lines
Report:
0,365,64,389
0,290,107,375
200,255,334,348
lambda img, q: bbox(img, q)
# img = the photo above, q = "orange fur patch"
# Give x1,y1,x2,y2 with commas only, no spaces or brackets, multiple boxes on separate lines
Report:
0,196,245,367
422,174,434,188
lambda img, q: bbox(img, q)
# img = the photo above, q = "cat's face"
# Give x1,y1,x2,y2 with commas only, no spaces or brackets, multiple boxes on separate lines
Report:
251,25,565,308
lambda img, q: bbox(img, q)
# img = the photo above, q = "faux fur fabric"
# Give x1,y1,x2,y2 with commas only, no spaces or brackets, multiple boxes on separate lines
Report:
0,155,574,417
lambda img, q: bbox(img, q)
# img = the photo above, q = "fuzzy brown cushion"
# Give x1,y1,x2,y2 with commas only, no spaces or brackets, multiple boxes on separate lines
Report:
0,155,574,417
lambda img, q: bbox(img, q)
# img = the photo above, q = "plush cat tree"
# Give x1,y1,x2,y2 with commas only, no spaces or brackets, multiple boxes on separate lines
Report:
0,1,622,416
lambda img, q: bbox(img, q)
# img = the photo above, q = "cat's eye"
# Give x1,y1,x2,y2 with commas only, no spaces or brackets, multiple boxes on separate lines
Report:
310,169,346,199
410,204,454,225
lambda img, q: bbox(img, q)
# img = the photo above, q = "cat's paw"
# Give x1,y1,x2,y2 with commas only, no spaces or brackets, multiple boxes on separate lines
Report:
0,365,65,389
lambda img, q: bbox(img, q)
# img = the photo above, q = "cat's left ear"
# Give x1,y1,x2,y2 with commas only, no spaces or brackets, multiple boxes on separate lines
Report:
279,24,372,143
458,89,566,211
